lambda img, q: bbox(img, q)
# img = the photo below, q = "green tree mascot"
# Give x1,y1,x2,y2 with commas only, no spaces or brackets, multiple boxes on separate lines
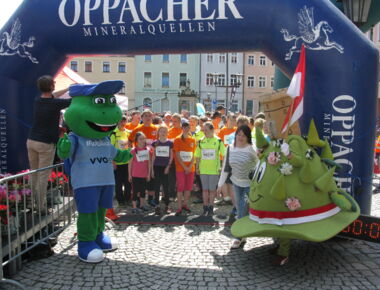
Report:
231,120,360,265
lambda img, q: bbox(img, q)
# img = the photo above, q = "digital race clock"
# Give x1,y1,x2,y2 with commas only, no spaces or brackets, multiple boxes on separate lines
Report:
338,215,380,243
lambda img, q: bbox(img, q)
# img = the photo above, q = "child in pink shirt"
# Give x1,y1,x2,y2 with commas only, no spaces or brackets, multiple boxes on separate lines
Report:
128,132,152,213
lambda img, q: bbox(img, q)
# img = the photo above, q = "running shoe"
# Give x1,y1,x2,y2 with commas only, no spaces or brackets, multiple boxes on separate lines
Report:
131,208,142,214
164,206,172,214
182,205,191,213
140,205,150,211
207,206,214,216
154,207,161,215
175,209,182,216
106,209,119,221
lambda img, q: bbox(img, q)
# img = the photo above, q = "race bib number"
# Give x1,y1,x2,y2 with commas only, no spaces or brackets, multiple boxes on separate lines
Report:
156,146,170,157
225,132,235,145
180,151,193,162
136,150,149,162
201,149,216,160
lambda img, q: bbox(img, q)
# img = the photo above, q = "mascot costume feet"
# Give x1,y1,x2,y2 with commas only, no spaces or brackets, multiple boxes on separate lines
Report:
231,120,360,265
57,81,132,263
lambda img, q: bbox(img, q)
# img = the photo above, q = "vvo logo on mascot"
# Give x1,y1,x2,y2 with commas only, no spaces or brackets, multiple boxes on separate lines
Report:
57,80,132,263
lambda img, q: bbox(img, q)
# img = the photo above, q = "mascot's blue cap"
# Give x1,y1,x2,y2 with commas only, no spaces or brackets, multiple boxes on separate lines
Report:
69,80,124,97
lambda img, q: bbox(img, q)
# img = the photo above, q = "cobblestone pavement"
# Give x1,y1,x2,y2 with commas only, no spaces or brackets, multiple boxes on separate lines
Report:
6,193,380,289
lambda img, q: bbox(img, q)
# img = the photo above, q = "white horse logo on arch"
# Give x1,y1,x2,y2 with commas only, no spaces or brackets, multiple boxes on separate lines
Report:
0,18,38,64
281,6,344,61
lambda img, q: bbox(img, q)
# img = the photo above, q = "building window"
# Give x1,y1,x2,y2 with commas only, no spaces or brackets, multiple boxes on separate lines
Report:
247,76,255,88
259,76,266,88
118,62,126,73
180,54,187,63
230,100,238,112
248,55,254,65
217,100,225,106
259,56,266,66
271,76,274,88
84,61,92,72
246,100,253,116
207,54,213,63
70,61,78,72
145,55,152,62
179,73,187,87
163,54,169,63
219,53,226,63
230,74,237,86
218,74,225,86
144,72,152,88
206,73,213,86
162,72,169,87
103,62,110,73
231,53,237,64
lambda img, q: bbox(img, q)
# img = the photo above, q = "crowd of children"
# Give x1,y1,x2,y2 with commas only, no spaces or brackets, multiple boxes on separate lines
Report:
109,106,269,249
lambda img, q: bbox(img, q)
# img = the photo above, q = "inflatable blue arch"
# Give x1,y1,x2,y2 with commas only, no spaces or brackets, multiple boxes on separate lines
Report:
0,0,378,214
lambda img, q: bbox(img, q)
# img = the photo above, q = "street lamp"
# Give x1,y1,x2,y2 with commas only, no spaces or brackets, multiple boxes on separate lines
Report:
338,0,372,25
206,92,211,111
210,72,221,110
229,73,243,112
211,72,243,112
211,72,221,94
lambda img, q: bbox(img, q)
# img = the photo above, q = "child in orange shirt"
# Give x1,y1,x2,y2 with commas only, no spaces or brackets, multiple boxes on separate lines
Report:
173,121,196,216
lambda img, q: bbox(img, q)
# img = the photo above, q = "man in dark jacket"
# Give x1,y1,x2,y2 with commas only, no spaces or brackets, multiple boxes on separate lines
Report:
26,75,71,212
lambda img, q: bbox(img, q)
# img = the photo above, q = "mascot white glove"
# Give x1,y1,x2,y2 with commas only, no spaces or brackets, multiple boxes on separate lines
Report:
281,142,290,157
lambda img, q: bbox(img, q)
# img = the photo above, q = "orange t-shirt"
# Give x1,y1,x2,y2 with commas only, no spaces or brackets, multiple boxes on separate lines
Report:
218,127,237,146
168,127,182,141
173,136,196,172
128,124,158,145
125,122,140,131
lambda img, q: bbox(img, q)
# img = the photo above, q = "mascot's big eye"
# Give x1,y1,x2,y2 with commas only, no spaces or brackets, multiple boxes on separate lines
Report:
256,162,266,183
110,96,117,104
94,97,106,104
251,162,260,180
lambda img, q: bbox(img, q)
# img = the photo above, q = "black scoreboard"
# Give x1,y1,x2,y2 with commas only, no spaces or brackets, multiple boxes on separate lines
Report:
338,215,380,243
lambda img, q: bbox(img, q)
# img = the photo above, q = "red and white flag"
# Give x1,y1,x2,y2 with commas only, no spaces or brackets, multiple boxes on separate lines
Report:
281,44,306,133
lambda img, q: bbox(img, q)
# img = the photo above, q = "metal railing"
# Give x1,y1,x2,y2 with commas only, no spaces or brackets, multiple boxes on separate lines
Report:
0,163,76,289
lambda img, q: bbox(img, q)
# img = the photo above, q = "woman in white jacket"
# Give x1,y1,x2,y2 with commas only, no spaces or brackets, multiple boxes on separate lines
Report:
217,125,259,249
